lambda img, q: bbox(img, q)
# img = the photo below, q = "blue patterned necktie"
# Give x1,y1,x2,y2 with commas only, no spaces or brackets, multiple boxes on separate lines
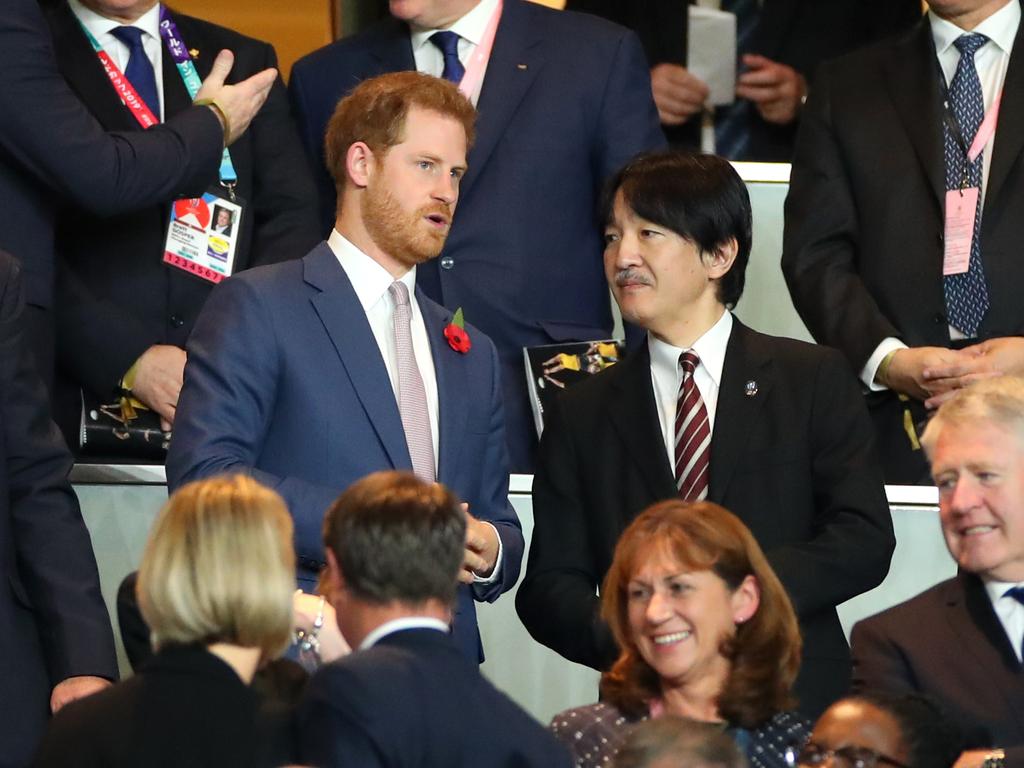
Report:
429,31,465,84
943,33,990,337
715,0,761,159
1003,585,1024,663
110,26,160,118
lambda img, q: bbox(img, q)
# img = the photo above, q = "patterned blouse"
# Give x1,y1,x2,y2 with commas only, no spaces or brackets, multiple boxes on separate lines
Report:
550,701,810,768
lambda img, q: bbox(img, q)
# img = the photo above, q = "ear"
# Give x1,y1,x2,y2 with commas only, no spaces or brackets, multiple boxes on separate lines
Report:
323,549,346,604
731,574,760,625
346,141,376,189
704,237,739,281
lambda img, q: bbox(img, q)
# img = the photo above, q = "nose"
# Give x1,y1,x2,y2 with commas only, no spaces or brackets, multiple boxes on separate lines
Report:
611,231,643,271
948,475,981,515
645,590,671,624
432,172,458,205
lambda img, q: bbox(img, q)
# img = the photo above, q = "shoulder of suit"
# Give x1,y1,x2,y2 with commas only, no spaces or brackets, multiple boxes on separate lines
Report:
852,575,961,638
732,323,850,370
291,15,408,74
815,18,926,84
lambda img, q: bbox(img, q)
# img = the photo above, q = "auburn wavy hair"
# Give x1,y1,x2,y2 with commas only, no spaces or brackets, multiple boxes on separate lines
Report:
599,500,801,728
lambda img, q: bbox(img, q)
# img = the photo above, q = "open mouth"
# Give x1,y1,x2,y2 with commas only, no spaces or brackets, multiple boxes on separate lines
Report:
961,524,996,536
424,212,449,228
652,630,691,646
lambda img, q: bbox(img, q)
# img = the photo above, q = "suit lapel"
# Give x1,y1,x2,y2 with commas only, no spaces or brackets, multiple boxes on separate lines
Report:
985,19,1024,210
609,344,677,501
304,244,411,470
460,0,543,202
708,320,772,502
418,293,467,482
884,21,946,211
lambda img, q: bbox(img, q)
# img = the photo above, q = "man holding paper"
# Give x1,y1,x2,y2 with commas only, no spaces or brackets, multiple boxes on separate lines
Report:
783,0,1024,484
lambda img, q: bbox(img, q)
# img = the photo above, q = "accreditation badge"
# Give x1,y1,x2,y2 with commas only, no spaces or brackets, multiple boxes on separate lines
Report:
163,189,244,284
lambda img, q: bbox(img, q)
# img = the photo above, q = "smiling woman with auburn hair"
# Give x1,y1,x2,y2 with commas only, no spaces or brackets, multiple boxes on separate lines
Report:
550,499,808,768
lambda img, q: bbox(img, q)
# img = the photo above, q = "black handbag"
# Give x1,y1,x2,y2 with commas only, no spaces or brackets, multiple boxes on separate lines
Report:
79,392,170,461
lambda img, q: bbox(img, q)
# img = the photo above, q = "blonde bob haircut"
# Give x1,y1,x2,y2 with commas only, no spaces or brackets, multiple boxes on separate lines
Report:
137,475,296,660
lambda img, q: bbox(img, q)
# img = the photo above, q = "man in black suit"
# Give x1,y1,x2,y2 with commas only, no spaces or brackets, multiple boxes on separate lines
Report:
0,251,118,768
567,0,921,160
516,151,893,719
42,0,320,441
851,376,1024,768
1,0,277,383
295,471,570,768
783,0,1024,485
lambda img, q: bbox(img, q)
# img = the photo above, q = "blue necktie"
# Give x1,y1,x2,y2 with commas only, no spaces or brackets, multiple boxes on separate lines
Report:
429,31,465,84
943,33,990,337
1003,585,1024,662
715,0,761,159
110,26,160,118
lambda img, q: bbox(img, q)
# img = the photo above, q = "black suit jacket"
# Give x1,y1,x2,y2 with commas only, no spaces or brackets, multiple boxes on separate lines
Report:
43,2,320,418
516,319,893,718
0,0,223,312
295,627,572,768
851,574,1024,765
0,251,117,768
567,0,921,160
782,10,1024,482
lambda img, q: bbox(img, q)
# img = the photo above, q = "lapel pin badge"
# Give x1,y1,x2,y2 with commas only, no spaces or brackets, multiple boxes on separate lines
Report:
516,63,528,70
744,380,758,397
189,48,200,58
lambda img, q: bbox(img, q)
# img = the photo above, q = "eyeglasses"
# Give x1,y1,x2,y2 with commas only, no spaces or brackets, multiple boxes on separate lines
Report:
797,742,910,768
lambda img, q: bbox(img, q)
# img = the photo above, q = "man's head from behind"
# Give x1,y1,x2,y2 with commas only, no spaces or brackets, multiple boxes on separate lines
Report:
921,376,1024,583
601,152,752,343
322,471,466,647
325,72,476,275
613,716,746,768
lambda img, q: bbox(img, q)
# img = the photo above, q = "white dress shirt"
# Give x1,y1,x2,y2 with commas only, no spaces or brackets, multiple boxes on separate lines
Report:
984,579,1024,663
359,616,450,651
408,0,500,105
649,311,732,468
69,0,166,121
862,0,1020,389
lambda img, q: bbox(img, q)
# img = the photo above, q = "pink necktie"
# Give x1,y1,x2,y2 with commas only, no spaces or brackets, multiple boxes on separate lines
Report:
389,282,435,483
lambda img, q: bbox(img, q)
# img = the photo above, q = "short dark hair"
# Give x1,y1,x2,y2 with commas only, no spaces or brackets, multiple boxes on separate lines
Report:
323,471,466,606
601,151,752,308
613,717,747,768
844,692,964,768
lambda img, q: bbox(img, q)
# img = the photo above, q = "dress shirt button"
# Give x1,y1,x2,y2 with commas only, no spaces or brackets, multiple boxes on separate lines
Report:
169,314,184,328
440,256,455,270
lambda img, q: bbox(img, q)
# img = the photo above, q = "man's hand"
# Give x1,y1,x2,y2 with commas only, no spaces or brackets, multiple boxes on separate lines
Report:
130,344,187,429
921,337,1024,408
735,54,806,125
293,591,350,663
51,676,110,713
195,50,276,145
881,346,963,401
460,507,500,584
952,750,998,768
650,63,710,126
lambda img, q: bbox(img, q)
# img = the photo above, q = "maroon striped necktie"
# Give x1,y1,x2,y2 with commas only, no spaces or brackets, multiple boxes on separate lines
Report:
675,352,710,501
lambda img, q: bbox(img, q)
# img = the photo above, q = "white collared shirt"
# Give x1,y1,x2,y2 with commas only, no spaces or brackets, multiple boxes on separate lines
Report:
359,616,451,651
408,0,499,105
648,311,732,469
984,579,1024,662
69,0,166,121
327,229,440,467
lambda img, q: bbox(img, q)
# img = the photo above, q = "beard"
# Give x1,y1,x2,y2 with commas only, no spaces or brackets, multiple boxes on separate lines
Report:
361,180,450,269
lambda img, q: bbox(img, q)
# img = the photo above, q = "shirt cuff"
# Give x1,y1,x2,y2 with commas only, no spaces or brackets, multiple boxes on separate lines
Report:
472,521,503,585
861,337,909,391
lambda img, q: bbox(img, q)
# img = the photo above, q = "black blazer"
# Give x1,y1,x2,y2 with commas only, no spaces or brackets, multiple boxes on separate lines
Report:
32,645,291,768
567,0,921,160
295,627,572,768
0,251,117,767
43,2,321,416
851,573,1024,763
516,319,893,718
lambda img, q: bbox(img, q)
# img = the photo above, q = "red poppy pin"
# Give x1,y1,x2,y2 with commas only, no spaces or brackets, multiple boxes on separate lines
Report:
444,307,471,354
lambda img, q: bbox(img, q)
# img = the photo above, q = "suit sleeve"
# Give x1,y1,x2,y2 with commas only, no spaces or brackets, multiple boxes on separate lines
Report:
165,275,339,564
763,349,894,618
849,616,918,696
0,253,117,686
781,62,900,371
0,0,222,217
516,395,618,670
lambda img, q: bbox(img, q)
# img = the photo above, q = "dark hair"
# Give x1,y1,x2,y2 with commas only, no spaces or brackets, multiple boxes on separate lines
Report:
844,692,964,768
322,471,466,606
600,500,801,728
325,71,476,198
601,151,752,308
613,716,747,768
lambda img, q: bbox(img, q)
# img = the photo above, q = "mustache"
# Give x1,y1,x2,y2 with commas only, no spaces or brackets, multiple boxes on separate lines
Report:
614,268,653,287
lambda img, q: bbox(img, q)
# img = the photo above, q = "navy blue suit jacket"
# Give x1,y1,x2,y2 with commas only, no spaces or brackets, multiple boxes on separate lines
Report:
296,627,572,768
288,0,666,470
0,252,117,768
0,0,223,311
166,243,524,661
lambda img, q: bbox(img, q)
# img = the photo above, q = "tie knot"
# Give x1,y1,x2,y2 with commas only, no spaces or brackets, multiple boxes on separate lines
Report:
388,280,411,308
679,351,700,376
430,30,461,58
110,25,146,51
1005,585,1024,606
954,33,989,58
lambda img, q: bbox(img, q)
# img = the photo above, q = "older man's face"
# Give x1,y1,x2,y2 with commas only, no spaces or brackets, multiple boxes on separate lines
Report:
931,419,1024,582
389,0,479,29
81,0,158,23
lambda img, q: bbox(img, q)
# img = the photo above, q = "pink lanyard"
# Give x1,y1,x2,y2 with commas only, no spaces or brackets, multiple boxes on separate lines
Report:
968,90,1002,164
457,0,502,100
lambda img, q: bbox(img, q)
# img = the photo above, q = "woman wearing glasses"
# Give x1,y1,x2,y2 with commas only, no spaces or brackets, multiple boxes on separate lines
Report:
551,499,808,768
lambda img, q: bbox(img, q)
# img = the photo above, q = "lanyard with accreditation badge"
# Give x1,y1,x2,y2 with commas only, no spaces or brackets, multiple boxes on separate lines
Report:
452,0,502,100
79,6,243,284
